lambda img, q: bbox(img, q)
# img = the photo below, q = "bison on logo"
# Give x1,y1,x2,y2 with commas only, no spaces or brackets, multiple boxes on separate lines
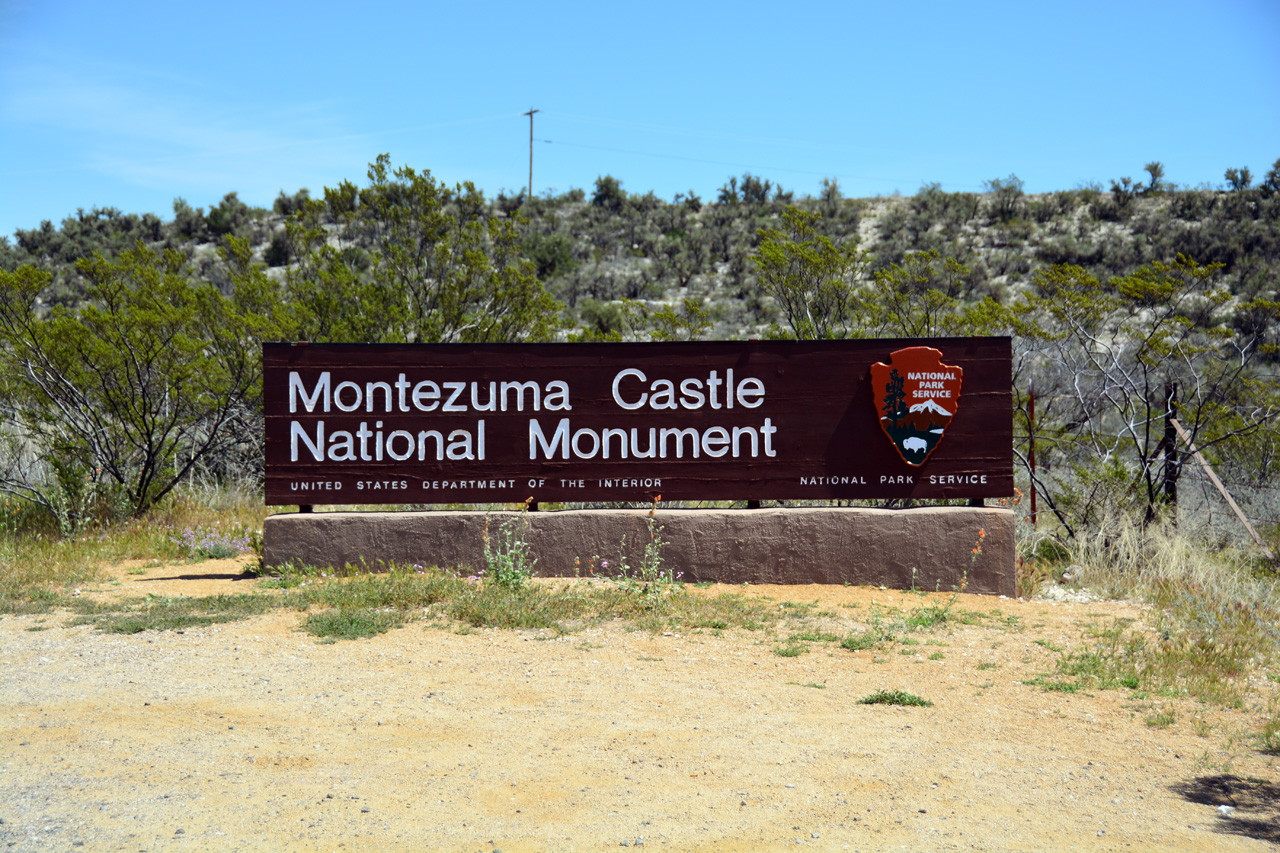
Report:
869,347,963,467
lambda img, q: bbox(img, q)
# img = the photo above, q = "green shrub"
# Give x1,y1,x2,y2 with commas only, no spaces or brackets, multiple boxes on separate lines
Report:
859,690,933,707
481,500,537,589
304,608,404,642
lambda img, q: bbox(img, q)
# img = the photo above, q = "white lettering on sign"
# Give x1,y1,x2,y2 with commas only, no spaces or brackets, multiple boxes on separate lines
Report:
611,369,765,410
421,479,517,489
285,368,787,469
356,480,409,490
289,480,343,491
289,372,570,414
529,418,777,460
800,475,868,485
291,420,486,462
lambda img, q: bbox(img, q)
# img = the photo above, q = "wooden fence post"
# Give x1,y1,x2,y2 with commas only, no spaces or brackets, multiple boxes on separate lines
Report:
1171,418,1276,564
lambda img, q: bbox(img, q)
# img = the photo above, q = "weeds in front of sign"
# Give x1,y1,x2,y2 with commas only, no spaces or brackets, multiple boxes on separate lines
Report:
624,497,676,584
858,690,933,708
970,527,986,568
304,607,406,642
447,583,589,632
640,497,674,582
1016,557,1052,599
840,628,890,651
600,497,681,607
173,525,251,561
281,560,778,640
292,563,479,639
774,629,841,657
0,489,781,638
837,583,976,654
848,526,978,643
482,497,537,589
0,493,244,615
258,561,327,589
883,527,980,638
65,592,276,634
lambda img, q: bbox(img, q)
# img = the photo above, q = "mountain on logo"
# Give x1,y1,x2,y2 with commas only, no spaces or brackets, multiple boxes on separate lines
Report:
909,399,952,417
869,347,964,467
897,399,954,436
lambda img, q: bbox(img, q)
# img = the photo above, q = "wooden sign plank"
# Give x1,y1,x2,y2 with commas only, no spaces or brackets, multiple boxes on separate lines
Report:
264,338,1013,505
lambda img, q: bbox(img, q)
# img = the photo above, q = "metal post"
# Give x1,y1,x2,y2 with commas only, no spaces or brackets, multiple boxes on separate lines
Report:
1163,382,1178,511
1028,378,1037,526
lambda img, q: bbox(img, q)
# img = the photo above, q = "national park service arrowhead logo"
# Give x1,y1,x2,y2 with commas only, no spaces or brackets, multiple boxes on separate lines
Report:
869,347,963,467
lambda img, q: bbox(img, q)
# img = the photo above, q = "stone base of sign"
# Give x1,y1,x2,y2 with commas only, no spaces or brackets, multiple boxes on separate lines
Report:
264,506,1016,596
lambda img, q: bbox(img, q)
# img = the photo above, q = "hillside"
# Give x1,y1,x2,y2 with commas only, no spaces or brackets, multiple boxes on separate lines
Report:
0,163,1277,550
3,169,1279,340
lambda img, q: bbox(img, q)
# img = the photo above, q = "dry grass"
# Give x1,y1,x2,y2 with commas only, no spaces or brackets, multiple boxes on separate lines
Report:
0,483,269,615
6,487,1280,750
1035,515,1280,714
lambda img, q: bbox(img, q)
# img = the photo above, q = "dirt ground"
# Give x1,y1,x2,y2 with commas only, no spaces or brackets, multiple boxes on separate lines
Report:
3,558,1280,852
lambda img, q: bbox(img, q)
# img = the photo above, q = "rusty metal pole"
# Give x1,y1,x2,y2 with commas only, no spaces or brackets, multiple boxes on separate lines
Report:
1028,378,1037,527
1163,382,1178,514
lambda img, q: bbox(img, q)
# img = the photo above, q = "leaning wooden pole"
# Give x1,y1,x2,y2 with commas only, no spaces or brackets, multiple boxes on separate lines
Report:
1170,418,1276,563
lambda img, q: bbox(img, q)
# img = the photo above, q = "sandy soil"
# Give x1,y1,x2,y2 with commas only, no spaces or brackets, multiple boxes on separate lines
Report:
3,558,1280,852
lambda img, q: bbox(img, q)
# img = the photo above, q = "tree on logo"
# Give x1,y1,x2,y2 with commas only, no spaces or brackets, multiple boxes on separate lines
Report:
882,369,907,423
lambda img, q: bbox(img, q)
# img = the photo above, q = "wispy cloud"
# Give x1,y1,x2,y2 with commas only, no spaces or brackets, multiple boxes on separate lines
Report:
2,47,520,203
4,57,362,191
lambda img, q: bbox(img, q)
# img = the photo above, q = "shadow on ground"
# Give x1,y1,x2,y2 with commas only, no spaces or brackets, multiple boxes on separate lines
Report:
1172,774,1280,844
136,572,254,583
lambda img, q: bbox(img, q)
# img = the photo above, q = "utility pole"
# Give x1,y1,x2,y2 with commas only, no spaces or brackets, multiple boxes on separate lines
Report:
523,108,539,202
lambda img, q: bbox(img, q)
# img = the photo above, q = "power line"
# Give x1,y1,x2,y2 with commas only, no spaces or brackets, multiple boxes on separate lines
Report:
544,110,929,164
533,137,946,189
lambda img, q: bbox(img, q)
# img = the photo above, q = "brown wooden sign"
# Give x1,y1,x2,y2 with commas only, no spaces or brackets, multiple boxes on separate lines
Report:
264,338,1012,505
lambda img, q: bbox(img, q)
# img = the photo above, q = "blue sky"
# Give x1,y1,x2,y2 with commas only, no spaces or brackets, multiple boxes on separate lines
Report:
1,0,1277,241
